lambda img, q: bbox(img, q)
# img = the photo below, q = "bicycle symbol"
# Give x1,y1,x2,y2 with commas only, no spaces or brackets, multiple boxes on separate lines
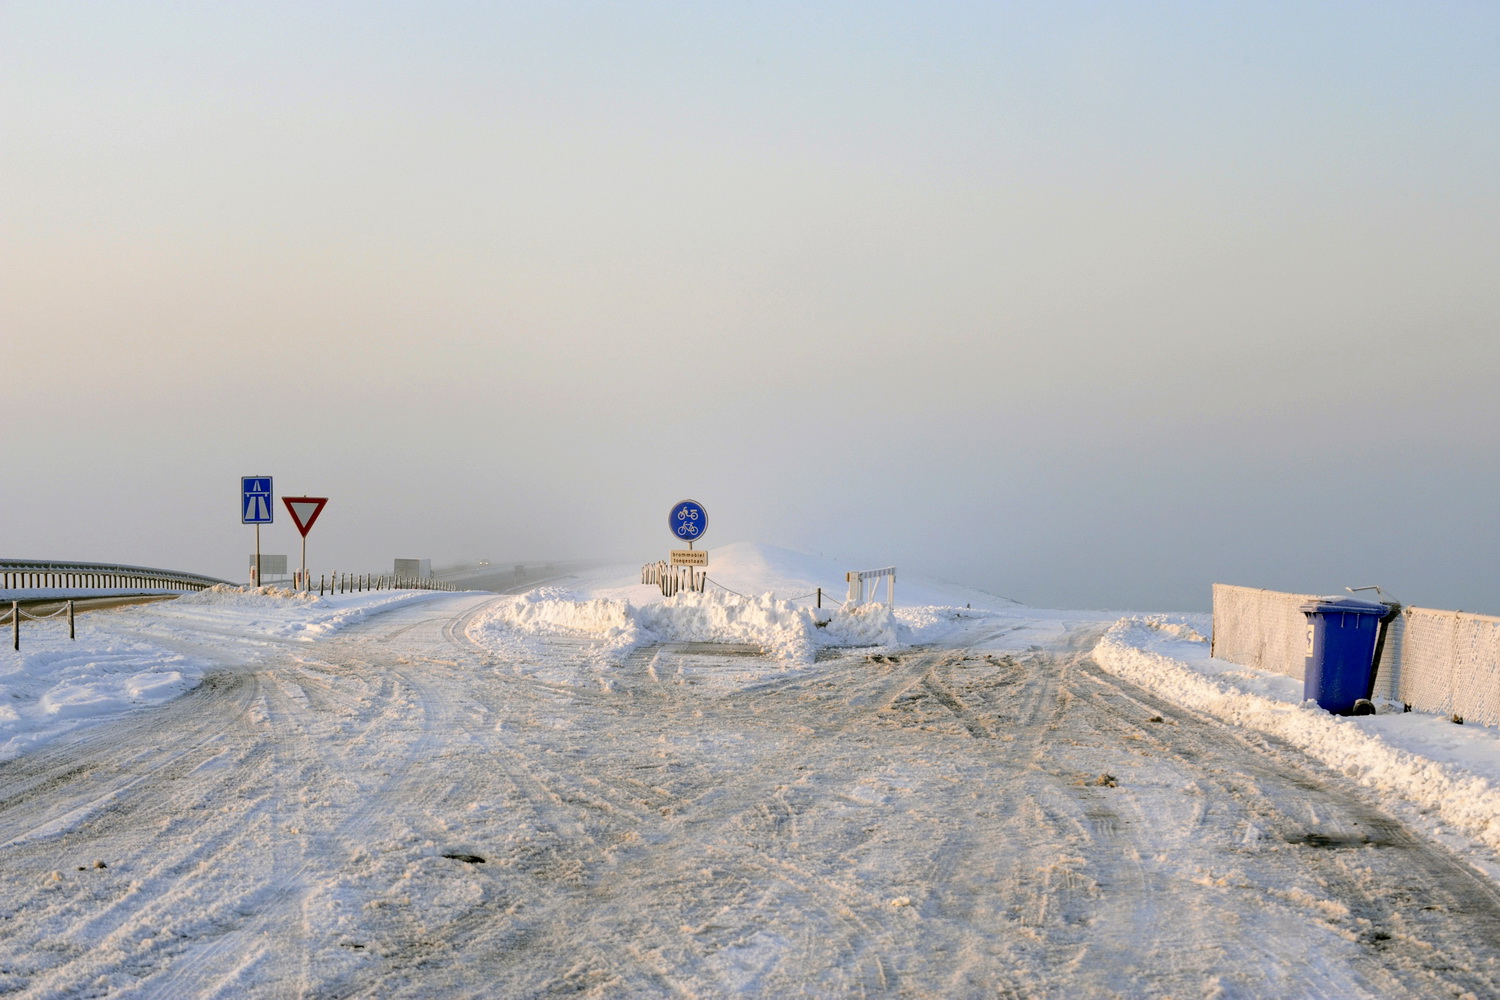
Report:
668,500,707,542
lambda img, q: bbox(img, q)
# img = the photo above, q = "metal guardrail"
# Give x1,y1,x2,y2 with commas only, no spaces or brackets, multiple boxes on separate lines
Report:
0,559,232,592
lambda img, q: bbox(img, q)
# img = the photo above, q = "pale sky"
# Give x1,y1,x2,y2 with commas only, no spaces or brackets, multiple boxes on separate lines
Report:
3,2,1498,611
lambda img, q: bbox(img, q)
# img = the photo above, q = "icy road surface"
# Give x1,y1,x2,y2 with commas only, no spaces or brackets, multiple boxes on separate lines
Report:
4,594,1500,998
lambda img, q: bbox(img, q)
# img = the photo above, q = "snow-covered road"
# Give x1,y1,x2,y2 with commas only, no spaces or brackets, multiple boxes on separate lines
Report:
4,590,1500,998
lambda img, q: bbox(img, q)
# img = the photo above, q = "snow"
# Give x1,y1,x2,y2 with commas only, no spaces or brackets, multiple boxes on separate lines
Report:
1094,614,1500,880
0,585,454,762
6,545,1500,994
470,542,1019,666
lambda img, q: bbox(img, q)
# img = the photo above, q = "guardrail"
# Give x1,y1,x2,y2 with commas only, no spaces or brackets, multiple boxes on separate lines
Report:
0,559,232,592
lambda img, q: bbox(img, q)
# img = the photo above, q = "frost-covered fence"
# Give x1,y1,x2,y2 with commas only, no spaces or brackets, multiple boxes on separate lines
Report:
1394,609,1500,725
4,600,76,650
1209,584,1317,679
1212,584,1500,725
0,560,230,592
325,573,458,595
639,560,705,597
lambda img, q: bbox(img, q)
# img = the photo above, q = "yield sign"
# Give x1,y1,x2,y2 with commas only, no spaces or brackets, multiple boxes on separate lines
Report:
282,497,328,537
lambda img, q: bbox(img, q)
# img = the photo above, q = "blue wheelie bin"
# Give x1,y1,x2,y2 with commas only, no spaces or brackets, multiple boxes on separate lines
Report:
1299,597,1390,714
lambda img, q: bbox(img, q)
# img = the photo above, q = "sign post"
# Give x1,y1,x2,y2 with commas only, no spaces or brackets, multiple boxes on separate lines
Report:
663,500,709,596
282,496,329,591
242,477,274,587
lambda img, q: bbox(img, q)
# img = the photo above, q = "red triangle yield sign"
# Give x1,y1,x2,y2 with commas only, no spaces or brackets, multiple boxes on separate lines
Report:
282,496,328,537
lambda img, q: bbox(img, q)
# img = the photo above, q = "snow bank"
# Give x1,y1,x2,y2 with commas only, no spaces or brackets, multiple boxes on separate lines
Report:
169,584,452,640
0,634,202,761
467,586,915,665
473,542,1019,665
1094,615,1500,858
0,586,461,761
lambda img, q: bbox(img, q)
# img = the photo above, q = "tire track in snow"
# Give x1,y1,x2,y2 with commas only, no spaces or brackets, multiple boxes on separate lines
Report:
12,596,1500,997
1061,657,1500,997
368,619,966,996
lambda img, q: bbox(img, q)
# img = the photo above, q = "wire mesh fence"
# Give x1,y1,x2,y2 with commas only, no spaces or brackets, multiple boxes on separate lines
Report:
1213,584,1500,725
1396,608,1500,724
1209,584,1317,679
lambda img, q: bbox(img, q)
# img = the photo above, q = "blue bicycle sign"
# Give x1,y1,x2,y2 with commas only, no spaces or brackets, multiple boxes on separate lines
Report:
669,499,708,542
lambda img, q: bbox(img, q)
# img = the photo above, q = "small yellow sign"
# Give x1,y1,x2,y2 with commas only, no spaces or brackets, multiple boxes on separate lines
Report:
670,549,708,567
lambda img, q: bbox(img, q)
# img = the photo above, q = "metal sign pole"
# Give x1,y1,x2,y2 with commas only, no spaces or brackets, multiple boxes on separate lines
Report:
255,524,262,589
301,534,307,591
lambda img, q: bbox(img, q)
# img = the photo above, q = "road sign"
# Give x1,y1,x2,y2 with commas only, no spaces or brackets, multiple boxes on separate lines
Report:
669,499,707,542
247,554,289,578
671,549,707,567
242,477,274,524
282,496,328,537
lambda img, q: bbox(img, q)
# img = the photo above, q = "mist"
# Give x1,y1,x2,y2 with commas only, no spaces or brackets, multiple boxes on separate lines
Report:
4,2,1498,612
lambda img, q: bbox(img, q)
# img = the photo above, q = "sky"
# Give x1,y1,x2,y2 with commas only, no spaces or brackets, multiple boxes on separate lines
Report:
3,1,1498,612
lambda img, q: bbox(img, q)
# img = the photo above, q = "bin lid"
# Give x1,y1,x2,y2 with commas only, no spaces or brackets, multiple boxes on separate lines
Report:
1299,596,1390,615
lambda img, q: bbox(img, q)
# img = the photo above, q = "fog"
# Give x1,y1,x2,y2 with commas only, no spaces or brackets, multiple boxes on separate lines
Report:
4,3,1498,612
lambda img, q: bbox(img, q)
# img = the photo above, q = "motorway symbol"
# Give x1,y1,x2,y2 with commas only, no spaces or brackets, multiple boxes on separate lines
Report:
669,499,707,542
242,477,274,524
283,497,328,537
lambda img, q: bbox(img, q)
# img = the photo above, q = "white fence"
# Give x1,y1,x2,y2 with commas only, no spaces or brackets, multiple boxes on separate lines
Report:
1213,583,1500,725
846,567,895,607
640,561,706,597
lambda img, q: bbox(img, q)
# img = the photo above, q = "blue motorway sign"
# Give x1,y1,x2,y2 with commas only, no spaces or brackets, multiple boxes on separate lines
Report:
242,476,274,524
669,499,707,542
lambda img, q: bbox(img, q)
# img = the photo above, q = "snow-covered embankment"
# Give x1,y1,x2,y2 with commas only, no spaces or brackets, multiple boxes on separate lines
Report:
0,585,454,761
1094,616,1500,861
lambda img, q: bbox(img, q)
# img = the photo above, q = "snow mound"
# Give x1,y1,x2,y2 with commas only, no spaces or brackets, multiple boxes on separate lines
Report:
0,638,201,761
1094,615,1500,860
468,587,906,665
174,584,323,606
473,544,1017,665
